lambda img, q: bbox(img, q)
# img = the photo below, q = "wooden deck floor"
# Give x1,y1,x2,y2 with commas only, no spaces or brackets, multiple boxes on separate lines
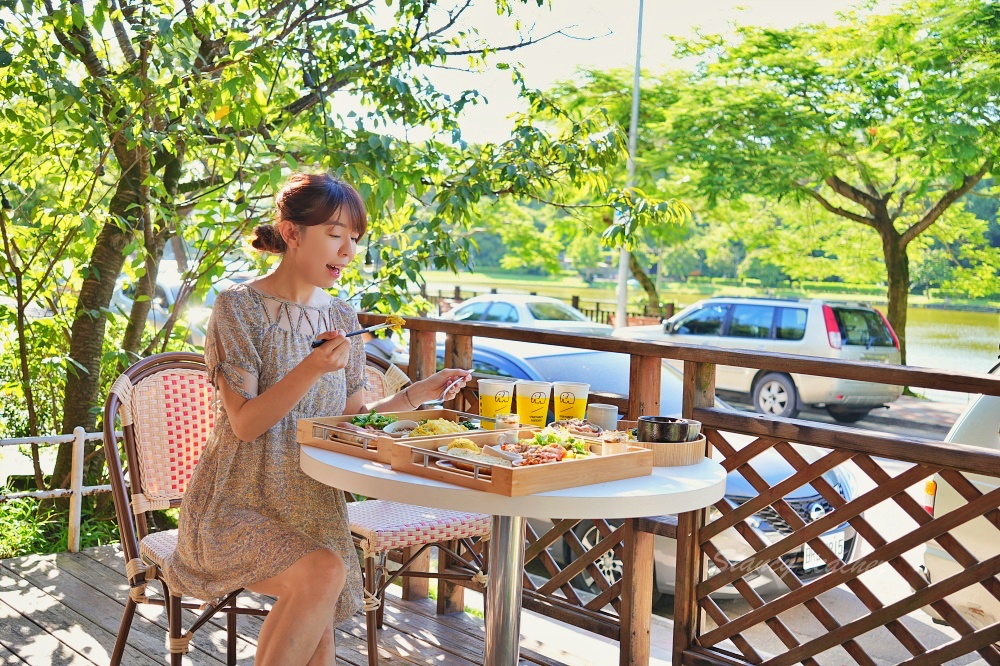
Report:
0,545,596,665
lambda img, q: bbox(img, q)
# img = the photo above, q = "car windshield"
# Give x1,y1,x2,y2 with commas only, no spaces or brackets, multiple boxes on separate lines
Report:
525,302,587,322
529,352,632,395
525,350,706,416
832,307,894,347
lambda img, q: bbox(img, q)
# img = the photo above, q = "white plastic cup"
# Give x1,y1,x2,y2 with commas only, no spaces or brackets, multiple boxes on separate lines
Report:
478,379,516,429
514,380,553,427
587,403,620,431
552,381,590,421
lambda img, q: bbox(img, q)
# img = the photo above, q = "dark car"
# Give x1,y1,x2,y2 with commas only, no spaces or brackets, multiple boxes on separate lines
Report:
434,337,859,599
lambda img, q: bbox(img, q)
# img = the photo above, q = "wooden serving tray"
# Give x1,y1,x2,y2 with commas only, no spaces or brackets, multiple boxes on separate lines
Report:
390,429,654,496
297,409,521,463
617,419,708,467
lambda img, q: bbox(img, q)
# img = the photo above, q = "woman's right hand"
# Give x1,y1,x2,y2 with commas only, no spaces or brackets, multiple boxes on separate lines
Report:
305,330,352,375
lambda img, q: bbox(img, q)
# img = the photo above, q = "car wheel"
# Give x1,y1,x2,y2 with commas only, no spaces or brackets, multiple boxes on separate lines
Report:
753,373,799,418
826,406,871,423
567,521,662,605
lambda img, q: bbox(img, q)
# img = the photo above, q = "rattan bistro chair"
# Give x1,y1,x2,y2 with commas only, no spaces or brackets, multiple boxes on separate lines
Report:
349,354,491,666
102,351,265,666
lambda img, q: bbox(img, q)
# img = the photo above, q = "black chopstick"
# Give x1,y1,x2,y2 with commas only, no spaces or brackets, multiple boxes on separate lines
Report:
310,322,394,348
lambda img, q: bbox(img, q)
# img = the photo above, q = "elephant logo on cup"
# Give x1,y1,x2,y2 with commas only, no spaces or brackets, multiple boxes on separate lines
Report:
559,391,576,404
530,391,547,405
496,389,511,405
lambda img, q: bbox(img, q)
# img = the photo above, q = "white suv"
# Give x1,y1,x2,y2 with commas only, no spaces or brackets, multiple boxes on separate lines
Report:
614,297,902,421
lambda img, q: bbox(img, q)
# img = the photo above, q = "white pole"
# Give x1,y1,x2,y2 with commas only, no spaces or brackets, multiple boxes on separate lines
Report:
616,0,645,330
68,426,85,553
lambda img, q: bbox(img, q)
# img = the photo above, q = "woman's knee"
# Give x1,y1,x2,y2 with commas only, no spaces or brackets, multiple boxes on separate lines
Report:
303,548,347,594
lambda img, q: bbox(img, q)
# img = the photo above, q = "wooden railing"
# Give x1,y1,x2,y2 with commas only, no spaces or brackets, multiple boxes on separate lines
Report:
361,313,1000,666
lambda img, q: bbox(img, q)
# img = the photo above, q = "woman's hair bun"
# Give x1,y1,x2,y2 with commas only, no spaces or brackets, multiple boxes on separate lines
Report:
251,224,287,253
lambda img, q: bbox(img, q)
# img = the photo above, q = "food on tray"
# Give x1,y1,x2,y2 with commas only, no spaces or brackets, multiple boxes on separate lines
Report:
447,448,513,468
527,428,593,457
458,420,483,430
383,419,419,437
409,419,468,437
509,444,567,466
350,410,398,431
548,418,603,436
446,437,481,453
494,427,595,465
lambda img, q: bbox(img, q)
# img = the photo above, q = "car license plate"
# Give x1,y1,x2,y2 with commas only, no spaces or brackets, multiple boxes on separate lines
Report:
802,532,845,571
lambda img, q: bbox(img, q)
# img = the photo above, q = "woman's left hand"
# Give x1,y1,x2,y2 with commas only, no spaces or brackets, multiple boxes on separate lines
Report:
412,368,471,404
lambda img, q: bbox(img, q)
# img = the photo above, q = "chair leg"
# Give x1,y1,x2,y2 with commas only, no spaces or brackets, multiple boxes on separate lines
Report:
168,594,184,666
365,556,380,666
227,597,238,666
110,596,137,666
375,552,387,629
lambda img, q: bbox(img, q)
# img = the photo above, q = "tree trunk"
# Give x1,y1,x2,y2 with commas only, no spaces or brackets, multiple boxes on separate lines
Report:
52,174,143,487
628,251,660,310
882,233,910,367
119,235,166,364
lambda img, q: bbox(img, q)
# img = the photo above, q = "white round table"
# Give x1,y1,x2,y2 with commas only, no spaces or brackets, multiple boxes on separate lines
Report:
301,445,726,666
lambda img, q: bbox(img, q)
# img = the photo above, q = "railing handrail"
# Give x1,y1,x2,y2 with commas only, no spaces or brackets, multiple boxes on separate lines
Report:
1,427,117,553
695,406,1000,477
359,313,1000,396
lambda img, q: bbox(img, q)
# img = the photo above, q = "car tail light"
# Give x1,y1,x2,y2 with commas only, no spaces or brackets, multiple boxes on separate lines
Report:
923,479,937,515
875,308,900,350
822,305,842,349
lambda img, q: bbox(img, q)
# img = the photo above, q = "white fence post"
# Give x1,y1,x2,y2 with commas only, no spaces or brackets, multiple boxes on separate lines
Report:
67,426,85,553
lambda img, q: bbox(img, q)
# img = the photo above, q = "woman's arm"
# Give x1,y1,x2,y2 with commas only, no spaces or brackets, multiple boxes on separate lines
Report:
219,330,353,441
342,369,472,416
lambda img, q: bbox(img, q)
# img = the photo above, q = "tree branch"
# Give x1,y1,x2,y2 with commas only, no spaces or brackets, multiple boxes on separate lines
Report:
900,159,994,246
442,27,579,57
825,173,880,214
889,188,913,222
109,0,137,64
802,187,875,226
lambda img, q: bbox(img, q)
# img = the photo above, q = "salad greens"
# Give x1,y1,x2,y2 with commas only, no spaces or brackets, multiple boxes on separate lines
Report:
529,430,589,455
350,410,398,429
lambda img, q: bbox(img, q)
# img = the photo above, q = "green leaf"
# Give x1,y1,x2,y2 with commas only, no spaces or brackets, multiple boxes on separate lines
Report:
0,50,11,68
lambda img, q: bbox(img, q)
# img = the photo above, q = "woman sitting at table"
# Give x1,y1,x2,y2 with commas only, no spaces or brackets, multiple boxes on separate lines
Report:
165,172,470,666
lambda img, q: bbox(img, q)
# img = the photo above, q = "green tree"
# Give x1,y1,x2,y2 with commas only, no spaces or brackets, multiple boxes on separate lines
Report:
1,0,676,488
547,69,691,306
650,0,999,363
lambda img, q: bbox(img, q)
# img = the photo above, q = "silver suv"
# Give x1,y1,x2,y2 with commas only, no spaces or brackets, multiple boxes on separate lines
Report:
614,297,902,421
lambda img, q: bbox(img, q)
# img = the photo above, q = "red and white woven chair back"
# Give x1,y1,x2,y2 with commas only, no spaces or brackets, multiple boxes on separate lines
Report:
111,368,215,513
360,365,389,405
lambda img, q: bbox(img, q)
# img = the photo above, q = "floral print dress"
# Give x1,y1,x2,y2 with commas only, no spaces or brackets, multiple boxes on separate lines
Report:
165,283,364,624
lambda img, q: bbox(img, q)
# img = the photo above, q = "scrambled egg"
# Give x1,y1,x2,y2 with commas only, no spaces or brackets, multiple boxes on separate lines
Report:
409,419,467,437
386,314,406,333
446,437,481,453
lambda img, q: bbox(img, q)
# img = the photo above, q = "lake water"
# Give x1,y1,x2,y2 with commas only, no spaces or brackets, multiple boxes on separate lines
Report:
905,308,1000,404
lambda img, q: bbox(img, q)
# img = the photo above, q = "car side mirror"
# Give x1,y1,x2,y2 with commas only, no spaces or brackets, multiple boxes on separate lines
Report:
662,321,675,334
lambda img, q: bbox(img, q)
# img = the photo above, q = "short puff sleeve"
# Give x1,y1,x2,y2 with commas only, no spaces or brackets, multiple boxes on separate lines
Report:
331,299,367,398
205,288,262,401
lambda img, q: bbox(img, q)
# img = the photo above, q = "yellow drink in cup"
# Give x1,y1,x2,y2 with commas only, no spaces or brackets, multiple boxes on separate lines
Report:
478,379,516,430
514,380,553,428
553,381,589,421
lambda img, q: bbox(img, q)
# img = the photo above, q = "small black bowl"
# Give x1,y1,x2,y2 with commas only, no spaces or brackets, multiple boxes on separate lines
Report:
636,416,702,443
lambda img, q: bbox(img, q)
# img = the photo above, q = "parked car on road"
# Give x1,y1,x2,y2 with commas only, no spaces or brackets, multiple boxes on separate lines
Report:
614,297,902,422
439,294,614,336
111,264,252,346
435,337,860,599
922,359,1000,629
